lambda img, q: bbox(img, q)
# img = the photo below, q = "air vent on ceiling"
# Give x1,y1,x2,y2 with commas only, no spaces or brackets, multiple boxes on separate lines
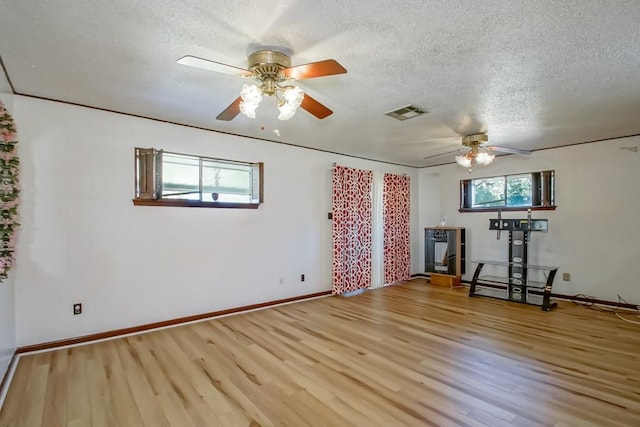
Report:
385,104,427,121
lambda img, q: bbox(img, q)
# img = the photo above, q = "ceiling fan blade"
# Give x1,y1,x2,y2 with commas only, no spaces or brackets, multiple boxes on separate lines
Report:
216,97,242,121
486,145,531,155
423,148,464,160
177,55,252,77
283,59,347,80
300,94,333,119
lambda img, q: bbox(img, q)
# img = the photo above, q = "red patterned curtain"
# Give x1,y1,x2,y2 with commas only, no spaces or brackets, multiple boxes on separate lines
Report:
383,173,411,285
332,166,373,295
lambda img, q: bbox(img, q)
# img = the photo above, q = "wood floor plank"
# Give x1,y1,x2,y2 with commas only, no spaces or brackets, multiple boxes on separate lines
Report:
66,348,92,426
84,346,117,427
2,279,640,426
40,350,68,427
18,356,49,427
105,341,146,427
0,354,35,427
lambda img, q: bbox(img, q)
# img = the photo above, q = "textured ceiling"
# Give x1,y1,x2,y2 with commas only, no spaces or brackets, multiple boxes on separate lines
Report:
1,1,639,167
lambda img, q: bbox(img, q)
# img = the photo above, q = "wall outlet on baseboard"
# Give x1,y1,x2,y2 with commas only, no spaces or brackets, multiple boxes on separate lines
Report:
300,274,305,282
562,272,571,281
73,303,82,315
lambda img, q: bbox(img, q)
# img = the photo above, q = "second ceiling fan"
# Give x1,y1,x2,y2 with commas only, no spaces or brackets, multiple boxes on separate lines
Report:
177,50,347,121
424,133,531,168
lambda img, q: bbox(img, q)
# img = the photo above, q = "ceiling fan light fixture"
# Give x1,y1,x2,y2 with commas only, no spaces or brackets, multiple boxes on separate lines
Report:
455,154,472,168
276,85,304,120
475,151,495,165
239,84,262,118
454,133,496,169
455,149,494,169
277,101,297,120
282,85,304,108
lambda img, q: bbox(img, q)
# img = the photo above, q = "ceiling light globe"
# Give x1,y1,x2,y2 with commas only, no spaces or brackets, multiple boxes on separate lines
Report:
239,84,262,118
240,84,262,103
282,86,304,108
476,151,495,165
277,102,297,120
239,101,258,118
455,155,472,168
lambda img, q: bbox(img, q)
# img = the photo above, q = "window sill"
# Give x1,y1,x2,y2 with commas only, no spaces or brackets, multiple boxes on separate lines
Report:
459,206,557,213
132,199,261,209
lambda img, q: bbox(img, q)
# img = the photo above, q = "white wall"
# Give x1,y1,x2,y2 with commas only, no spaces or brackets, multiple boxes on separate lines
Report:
9,92,639,349
418,137,640,303
417,171,440,277
0,277,15,383
12,95,420,347
0,92,17,380
0,274,15,383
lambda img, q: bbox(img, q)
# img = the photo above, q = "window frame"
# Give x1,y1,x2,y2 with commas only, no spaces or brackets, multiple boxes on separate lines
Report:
133,147,264,209
459,170,555,213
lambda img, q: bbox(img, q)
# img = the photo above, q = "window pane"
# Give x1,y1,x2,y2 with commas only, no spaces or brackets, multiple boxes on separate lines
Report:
202,160,252,202
459,170,555,211
506,174,532,207
162,153,200,199
250,164,261,203
472,176,505,207
134,147,262,207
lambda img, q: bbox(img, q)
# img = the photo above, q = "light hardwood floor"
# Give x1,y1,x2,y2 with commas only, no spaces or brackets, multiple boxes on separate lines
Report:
1,279,639,426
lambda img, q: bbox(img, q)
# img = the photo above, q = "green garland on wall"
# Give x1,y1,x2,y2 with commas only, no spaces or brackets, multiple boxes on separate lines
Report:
0,101,19,282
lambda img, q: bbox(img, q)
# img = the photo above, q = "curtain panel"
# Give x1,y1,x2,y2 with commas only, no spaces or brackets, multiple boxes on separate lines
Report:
332,165,373,294
383,173,411,285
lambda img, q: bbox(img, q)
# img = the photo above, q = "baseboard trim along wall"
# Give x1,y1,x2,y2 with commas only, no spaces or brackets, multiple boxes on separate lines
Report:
15,276,639,353
0,352,16,391
16,290,332,354
410,274,639,310
0,352,18,409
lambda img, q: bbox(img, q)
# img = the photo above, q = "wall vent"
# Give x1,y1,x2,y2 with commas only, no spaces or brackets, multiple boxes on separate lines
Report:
385,105,427,121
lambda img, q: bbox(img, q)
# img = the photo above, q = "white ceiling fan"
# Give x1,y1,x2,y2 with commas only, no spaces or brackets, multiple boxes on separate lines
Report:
424,133,531,168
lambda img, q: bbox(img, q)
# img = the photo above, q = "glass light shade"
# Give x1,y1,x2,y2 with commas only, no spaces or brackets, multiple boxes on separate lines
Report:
475,151,495,165
277,101,297,120
240,84,262,103
239,84,262,118
455,154,472,168
282,86,304,108
239,101,259,118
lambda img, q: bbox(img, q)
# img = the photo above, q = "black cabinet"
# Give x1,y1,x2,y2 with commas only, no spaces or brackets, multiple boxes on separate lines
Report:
425,227,465,287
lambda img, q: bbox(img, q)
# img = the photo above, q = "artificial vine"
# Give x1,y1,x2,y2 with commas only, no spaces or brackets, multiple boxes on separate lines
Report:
0,101,19,282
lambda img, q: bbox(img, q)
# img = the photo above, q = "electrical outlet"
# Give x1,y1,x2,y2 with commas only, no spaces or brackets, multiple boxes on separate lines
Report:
300,274,305,282
562,272,571,281
279,277,284,285
73,303,82,315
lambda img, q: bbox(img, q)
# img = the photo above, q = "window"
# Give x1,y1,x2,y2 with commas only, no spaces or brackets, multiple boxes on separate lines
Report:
133,148,263,208
460,170,555,212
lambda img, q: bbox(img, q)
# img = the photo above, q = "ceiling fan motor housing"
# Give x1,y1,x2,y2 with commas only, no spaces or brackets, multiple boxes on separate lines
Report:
248,50,291,69
462,133,488,148
247,50,292,95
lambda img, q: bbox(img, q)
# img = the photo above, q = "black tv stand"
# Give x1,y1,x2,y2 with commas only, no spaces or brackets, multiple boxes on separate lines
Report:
469,212,558,311
469,260,558,311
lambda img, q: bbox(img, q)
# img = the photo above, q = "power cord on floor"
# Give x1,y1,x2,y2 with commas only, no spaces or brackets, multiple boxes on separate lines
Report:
616,293,640,323
616,294,640,311
572,293,640,325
